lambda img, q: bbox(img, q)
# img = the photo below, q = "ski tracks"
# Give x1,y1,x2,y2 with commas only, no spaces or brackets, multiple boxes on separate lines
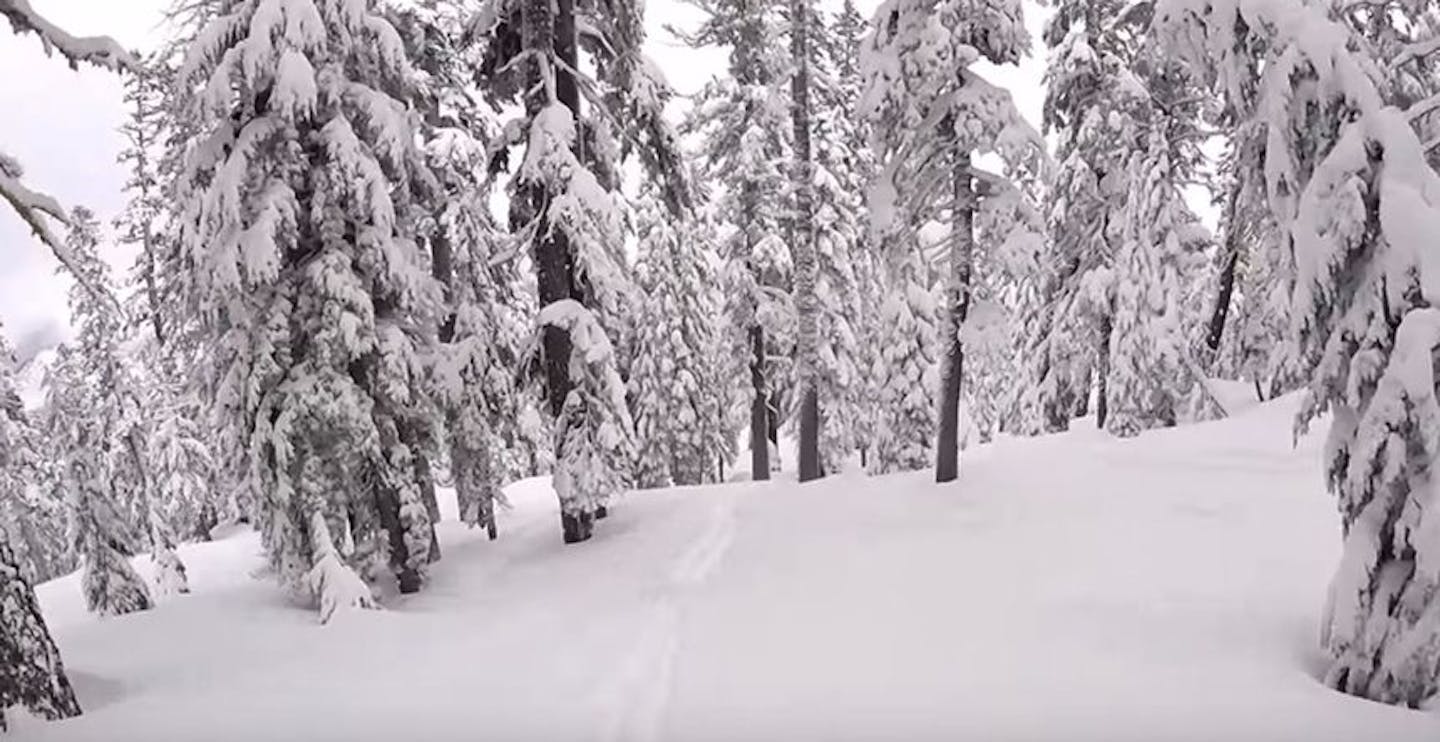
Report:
596,494,738,742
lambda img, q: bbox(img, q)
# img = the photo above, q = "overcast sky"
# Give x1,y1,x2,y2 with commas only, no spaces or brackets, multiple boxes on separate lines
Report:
0,0,1047,361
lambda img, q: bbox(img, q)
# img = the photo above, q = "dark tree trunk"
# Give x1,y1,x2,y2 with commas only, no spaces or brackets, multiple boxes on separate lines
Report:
1205,237,1239,357
936,161,974,484
749,325,770,481
1204,181,1243,359
524,0,593,543
1096,312,1113,430
791,0,821,484
0,540,81,731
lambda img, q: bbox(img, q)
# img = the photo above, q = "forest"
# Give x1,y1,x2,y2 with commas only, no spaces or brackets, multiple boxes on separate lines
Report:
4,0,1440,736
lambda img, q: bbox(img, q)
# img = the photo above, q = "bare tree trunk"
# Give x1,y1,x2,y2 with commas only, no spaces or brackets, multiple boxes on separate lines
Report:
936,160,974,484
1204,235,1240,359
1096,312,1113,430
790,0,821,483
1203,180,1244,361
749,325,770,481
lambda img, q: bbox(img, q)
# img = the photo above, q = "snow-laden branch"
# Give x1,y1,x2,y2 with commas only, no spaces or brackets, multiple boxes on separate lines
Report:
0,0,135,72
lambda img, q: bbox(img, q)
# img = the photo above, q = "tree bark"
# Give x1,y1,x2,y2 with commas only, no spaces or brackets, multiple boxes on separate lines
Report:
1095,310,1113,430
524,0,592,544
1204,233,1240,357
936,160,974,484
1203,179,1244,359
749,325,770,480
791,0,821,483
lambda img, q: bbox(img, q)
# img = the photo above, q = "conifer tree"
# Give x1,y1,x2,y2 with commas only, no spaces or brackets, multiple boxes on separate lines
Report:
628,193,727,488
1158,0,1440,705
1105,50,1211,436
472,0,687,540
862,0,1042,482
44,209,154,617
682,0,793,481
0,4,132,721
0,332,67,585
1019,0,1139,433
868,246,938,474
174,0,442,608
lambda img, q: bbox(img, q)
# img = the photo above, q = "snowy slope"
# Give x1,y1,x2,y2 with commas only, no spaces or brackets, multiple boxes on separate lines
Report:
11,397,1440,741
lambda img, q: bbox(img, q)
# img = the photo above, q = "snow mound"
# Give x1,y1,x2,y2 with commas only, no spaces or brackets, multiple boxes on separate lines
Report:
16,398,1440,741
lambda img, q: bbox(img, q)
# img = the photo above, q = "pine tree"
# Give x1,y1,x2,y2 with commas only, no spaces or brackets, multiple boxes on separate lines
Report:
0,536,80,731
0,331,68,586
0,4,133,720
44,209,154,617
628,193,728,488
472,0,689,540
682,0,794,482
1018,0,1140,434
862,0,1042,482
396,1,525,541
174,0,442,609
869,245,938,474
1158,0,1440,706
1105,50,1211,437
1106,129,1208,436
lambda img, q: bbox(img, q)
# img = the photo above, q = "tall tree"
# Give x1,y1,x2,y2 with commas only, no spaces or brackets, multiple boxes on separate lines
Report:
629,193,728,488
0,4,133,721
174,0,441,610
862,0,1041,482
790,0,821,482
473,0,688,540
44,209,155,617
682,0,793,482
1158,0,1440,706
1105,46,1211,436
1018,0,1140,434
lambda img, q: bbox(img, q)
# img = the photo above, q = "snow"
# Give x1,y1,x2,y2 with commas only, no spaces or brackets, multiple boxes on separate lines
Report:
13,400,1440,740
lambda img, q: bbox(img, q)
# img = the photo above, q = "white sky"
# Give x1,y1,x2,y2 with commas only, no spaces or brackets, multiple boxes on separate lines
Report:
0,0,1049,359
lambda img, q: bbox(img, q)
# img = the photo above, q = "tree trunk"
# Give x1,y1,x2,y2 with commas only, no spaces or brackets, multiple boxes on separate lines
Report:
1096,312,1113,430
790,0,821,483
525,0,592,543
1204,182,1243,359
0,539,81,731
936,160,974,484
749,325,770,481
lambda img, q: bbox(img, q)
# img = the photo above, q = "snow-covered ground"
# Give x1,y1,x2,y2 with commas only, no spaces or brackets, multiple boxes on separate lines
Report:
11,396,1440,741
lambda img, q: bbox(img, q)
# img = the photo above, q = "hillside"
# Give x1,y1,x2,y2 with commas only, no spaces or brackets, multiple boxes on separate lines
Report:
10,397,1440,741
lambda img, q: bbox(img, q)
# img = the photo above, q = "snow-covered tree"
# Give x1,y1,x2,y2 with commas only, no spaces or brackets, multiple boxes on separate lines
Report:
1106,128,1209,436
787,3,872,475
628,194,728,488
0,3,134,721
393,1,529,541
1104,47,1212,437
1157,0,1440,706
869,246,938,474
174,0,442,608
1017,0,1143,434
682,0,794,481
0,536,80,732
472,0,691,540
43,210,155,617
0,332,67,586
861,0,1043,482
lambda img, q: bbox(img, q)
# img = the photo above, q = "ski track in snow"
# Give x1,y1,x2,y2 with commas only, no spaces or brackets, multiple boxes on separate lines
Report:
597,494,738,742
